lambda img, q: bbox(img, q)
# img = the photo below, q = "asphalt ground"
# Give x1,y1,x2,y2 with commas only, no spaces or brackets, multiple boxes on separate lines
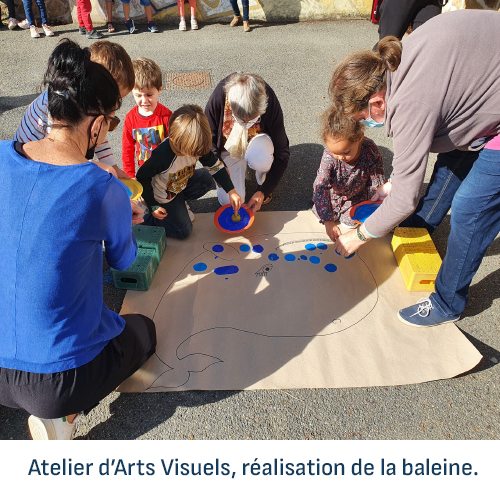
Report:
1,18,499,440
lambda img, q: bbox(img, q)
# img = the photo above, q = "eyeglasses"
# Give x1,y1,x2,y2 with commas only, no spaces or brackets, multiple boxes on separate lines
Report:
87,113,121,132
106,115,120,132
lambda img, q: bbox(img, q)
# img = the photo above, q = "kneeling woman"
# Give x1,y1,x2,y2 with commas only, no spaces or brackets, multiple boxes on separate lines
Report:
205,72,290,213
0,40,156,440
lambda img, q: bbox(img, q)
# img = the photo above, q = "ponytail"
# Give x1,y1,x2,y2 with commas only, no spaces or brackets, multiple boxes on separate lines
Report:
377,35,402,72
329,36,402,116
43,39,121,126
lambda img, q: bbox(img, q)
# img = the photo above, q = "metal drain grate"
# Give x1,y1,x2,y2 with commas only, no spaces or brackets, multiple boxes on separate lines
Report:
164,71,212,90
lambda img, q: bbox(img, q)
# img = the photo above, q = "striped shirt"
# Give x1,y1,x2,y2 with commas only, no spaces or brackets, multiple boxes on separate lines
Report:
14,90,117,167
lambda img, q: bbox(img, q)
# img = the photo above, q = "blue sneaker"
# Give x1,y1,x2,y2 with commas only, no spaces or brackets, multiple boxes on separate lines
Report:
397,297,460,328
125,18,135,34
148,21,158,33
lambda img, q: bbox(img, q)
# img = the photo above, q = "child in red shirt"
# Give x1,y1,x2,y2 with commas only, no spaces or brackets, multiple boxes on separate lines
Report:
122,57,172,178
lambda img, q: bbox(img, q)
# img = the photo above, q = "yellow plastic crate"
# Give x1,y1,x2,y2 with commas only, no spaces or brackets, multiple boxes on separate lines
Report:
391,228,442,292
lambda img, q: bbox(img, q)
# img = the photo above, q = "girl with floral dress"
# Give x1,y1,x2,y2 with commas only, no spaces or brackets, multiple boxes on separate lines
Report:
312,107,385,243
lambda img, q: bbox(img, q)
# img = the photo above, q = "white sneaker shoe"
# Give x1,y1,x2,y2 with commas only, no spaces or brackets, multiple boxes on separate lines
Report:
179,18,186,31
185,202,195,222
30,25,40,38
28,415,79,440
8,18,19,30
18,18,29,29
42,24,54,36
191,17,198,30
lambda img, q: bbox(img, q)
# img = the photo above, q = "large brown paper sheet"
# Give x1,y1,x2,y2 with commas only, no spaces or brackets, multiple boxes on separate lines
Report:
118,211,481,392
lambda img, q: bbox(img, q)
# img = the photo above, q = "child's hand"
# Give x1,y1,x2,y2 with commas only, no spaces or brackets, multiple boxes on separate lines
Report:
228,189,242,213
371,181,392,201
324,220,342,242
131,200,144,226
115,167,131,180
152,207,168,220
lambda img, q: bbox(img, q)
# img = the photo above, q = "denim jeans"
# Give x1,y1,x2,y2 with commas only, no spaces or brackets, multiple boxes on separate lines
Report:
142,169,215,239
230,0,249,21
408,148,500,317
23,0,48,26
400,149,478,233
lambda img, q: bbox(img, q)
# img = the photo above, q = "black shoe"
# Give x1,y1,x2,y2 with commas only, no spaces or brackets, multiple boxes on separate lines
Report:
125,18,135,34
78,26,86,35
86,29,103,39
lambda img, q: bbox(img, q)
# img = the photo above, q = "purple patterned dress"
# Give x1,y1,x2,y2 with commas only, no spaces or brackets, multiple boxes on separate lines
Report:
312,137,385,225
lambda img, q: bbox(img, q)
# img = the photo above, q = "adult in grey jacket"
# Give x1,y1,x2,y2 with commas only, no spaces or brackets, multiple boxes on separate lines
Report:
329,9,500,327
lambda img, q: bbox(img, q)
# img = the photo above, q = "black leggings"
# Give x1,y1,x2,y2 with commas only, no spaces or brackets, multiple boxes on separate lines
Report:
377,0,442,41
2,0,16,18
0,314,156,419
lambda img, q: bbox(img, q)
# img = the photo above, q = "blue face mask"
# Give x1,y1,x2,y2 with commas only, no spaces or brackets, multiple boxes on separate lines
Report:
360,102,385,128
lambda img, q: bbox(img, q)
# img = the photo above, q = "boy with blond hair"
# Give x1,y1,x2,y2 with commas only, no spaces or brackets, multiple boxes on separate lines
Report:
137,104,242,239
122,57,172,178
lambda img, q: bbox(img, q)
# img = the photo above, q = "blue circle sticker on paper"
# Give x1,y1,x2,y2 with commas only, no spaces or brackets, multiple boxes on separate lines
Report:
193,263,208,272
300,255,307,260
268,253,279,261
325,263,337,272
240,244,251,252
214,265,239,276
305,244,316,251
310,256,320,264
252,245,264,253
212,245,224,253
284,254,296,262
345,253,355,259
317,243,328,250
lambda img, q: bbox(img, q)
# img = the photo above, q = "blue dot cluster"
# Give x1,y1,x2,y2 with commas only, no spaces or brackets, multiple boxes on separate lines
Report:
193,241,349,275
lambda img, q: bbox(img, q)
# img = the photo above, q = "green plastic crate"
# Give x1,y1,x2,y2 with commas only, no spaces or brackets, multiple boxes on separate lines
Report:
111,248,158,291
132,225,167,267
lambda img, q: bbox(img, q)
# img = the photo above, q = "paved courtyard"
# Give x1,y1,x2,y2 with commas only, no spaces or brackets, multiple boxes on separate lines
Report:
0,17,499,440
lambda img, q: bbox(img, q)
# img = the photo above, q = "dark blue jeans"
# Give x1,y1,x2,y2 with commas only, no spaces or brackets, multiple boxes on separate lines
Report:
23,0,48,26
402,148,500,317
230,0,249,21
142,169,214,239
400,149,478,233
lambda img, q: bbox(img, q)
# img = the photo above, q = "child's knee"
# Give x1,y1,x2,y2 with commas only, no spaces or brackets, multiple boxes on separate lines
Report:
176,220,193,240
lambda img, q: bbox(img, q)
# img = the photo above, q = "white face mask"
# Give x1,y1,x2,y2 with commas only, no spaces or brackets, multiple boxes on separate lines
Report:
232,113,261,129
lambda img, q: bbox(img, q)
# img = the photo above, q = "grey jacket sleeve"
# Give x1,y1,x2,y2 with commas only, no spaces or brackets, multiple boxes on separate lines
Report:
364,100,441,238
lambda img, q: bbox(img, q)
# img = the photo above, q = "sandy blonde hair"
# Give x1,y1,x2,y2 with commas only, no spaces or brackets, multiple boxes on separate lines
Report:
329,36,402,117
169,104,212,157
132,57,163,91
89,40,135,94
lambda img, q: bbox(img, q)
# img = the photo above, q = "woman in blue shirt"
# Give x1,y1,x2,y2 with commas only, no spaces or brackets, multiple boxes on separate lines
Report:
0,40,156,440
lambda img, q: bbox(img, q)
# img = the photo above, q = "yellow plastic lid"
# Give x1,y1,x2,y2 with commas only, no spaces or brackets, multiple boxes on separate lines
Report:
120,178,143,201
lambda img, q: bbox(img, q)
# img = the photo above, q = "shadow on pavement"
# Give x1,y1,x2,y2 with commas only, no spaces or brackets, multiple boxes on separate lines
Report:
79,390,239,440
0,93,39,114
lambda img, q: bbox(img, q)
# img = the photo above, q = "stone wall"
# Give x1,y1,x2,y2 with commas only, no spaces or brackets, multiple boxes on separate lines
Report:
1,0,71,23
442,0,500,11
84,0,373,25
3,0,499,25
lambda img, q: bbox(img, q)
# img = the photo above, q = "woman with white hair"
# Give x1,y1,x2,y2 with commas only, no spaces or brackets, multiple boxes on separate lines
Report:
205,72,290,212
